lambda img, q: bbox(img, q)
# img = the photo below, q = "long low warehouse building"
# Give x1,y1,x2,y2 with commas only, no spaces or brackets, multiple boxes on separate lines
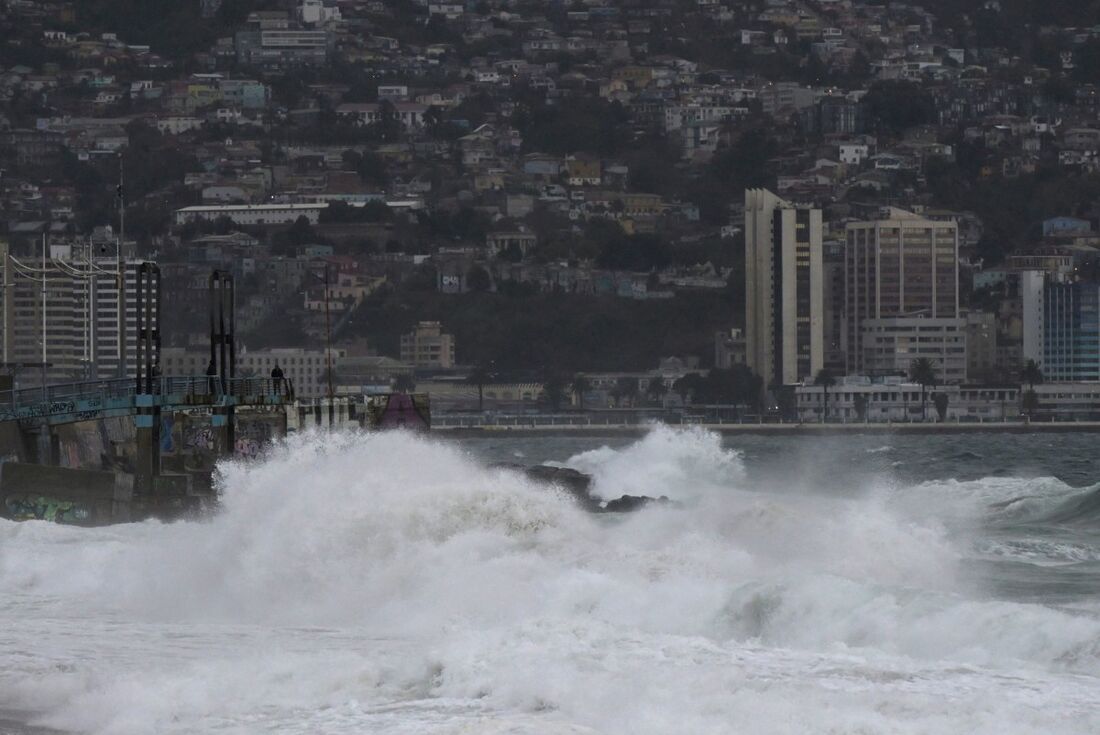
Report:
174,203,327,226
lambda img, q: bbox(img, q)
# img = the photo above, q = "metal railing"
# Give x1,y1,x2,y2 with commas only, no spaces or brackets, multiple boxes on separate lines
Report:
0,378,138,409
159,375,291,399
0,375,295,412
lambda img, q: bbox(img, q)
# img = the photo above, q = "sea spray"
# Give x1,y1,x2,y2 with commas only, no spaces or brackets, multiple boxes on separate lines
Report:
1,428,1099,734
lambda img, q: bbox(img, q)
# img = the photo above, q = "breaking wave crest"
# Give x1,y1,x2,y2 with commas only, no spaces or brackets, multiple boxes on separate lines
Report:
1,428,1099,734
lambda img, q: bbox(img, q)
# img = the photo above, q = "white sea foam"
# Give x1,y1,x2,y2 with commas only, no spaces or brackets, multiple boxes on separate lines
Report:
1,428,1099,734
562,425,744,501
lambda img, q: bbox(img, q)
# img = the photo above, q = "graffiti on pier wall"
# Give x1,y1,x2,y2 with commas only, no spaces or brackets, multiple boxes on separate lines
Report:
4,494,92,523
160,415,175,454
184,426,217,452
55,418,119,470
234,416,276,459
159,409,285,466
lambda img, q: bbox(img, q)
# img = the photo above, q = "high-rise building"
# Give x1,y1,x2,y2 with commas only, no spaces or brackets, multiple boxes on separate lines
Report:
0,242,158,385
844,209,959,376
1043,280,1100,382
822,238,847,373
1020,269,1046,369
744,188,824,387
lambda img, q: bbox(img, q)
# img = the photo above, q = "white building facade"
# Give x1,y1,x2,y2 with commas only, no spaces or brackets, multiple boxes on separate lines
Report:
744,188,824,387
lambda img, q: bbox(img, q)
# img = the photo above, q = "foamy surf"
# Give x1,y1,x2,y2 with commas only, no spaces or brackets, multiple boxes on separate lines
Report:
1,428,1098,734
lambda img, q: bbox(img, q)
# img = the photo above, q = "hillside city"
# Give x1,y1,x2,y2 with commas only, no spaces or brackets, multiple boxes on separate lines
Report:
4,0,1100,423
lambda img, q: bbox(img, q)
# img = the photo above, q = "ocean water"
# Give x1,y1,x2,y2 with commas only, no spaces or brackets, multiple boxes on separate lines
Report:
2,427,1100,734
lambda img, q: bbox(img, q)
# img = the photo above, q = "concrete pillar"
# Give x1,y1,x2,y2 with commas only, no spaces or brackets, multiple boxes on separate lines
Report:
212,404,235,456
49,431,61,466
133,395,161,495
24,426,54,466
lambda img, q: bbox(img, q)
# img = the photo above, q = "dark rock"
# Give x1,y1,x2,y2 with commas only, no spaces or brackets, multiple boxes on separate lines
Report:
494,462,671,514
598,492,664,510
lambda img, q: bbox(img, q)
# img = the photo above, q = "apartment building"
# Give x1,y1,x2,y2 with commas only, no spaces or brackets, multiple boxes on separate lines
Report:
399,321,456,369
844,208,960,376
744,188,824,387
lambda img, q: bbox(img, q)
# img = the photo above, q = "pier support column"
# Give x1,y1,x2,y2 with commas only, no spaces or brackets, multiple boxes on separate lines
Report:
134,396,161,495
25,425,58,466
212,404,235,456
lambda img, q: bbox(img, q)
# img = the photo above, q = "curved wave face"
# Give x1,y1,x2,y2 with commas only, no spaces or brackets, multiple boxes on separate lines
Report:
2,428,1099,734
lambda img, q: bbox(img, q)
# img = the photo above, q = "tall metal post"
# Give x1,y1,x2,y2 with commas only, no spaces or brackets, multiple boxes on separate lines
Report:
209,271,236,455
227,273,235,385
133,262,162,495
324,265,333,402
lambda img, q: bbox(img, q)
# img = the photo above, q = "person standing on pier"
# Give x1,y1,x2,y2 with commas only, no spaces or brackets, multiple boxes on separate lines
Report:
271,363,285,396
206,359,218,395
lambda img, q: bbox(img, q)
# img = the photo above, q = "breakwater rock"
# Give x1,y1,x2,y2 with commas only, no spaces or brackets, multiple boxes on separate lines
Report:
493,463,674,513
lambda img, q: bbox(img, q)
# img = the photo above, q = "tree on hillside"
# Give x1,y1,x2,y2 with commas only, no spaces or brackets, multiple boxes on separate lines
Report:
708,127,779,193
466,265,492,292
513,97,630,156
862,81,935,135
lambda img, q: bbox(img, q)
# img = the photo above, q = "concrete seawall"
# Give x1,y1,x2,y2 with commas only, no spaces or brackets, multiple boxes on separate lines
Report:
0,463,134,525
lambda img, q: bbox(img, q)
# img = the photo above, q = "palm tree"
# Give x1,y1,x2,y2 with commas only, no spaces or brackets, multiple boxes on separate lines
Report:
542,374,567,411
853,394,868,422
672,376,693,405
467,364,491,412
571,373,591,410
908,358,937,422
1020,359,1043,420
814,368,836,423
615,376,639,408
647,379,669,407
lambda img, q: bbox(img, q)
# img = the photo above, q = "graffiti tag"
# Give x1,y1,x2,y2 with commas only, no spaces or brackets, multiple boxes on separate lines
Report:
184,427,216,452
4,494,91,523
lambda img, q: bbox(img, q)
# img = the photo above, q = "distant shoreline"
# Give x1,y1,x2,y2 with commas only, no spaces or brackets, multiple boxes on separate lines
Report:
434,421,1100,437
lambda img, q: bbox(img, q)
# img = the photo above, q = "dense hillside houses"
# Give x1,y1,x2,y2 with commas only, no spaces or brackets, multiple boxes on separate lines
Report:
4,0,1100,414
